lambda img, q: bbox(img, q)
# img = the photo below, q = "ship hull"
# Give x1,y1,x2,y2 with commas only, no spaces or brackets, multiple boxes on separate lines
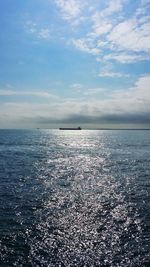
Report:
59,127,81,130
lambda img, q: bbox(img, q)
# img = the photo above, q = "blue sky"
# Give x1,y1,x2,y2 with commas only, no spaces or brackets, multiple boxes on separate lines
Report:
0,0,150,128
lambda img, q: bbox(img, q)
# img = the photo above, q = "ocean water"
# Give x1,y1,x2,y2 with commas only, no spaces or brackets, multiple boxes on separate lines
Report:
0,129,150,267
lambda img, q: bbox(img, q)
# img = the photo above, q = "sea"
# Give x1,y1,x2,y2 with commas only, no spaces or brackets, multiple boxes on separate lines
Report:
0,129,150,267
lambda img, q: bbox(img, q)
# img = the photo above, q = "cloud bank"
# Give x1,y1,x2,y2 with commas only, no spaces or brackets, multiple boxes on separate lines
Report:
0,76,150,128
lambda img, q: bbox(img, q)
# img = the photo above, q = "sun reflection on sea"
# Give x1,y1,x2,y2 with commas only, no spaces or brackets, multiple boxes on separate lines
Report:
1,129,149,266
25,130,146,266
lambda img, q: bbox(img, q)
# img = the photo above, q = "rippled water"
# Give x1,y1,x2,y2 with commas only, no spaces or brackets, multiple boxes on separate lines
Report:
0,129,150,266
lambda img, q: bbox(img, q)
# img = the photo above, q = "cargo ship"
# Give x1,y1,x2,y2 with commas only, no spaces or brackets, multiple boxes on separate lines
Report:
59,126,82,130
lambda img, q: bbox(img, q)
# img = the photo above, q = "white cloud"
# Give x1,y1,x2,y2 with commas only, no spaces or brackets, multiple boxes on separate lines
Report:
90,11,112,37
104,53,150,63
90,22,112,37
53,0,150,70
55,0,82,20
72,38,100,55
70,1,150,65
98,71,125,77
130,75,150,100
108,18,150,52
103,0,127,16
108,75,150,115
98,62,127,77
97,41,108,47
88,0,128,38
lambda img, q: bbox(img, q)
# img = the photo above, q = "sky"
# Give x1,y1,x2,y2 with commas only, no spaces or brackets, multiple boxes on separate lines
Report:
0,0,150,129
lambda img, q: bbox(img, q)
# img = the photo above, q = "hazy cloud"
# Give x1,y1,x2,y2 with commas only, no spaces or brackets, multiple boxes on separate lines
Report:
0,90,59,99
26,21,51,40
1,76,150,127
98,63,127,77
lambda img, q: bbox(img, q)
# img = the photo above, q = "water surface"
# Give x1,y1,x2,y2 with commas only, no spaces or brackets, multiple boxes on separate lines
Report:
0,129,150,266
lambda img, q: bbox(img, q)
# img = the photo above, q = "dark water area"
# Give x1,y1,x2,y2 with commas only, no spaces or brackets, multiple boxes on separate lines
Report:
0,129,150,267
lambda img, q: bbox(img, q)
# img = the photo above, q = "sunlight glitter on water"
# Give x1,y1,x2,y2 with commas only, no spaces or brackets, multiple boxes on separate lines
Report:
26,131,145,266
0,130,150,266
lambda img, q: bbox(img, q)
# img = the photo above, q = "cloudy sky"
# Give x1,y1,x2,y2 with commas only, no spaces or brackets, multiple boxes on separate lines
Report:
0,0,150,129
